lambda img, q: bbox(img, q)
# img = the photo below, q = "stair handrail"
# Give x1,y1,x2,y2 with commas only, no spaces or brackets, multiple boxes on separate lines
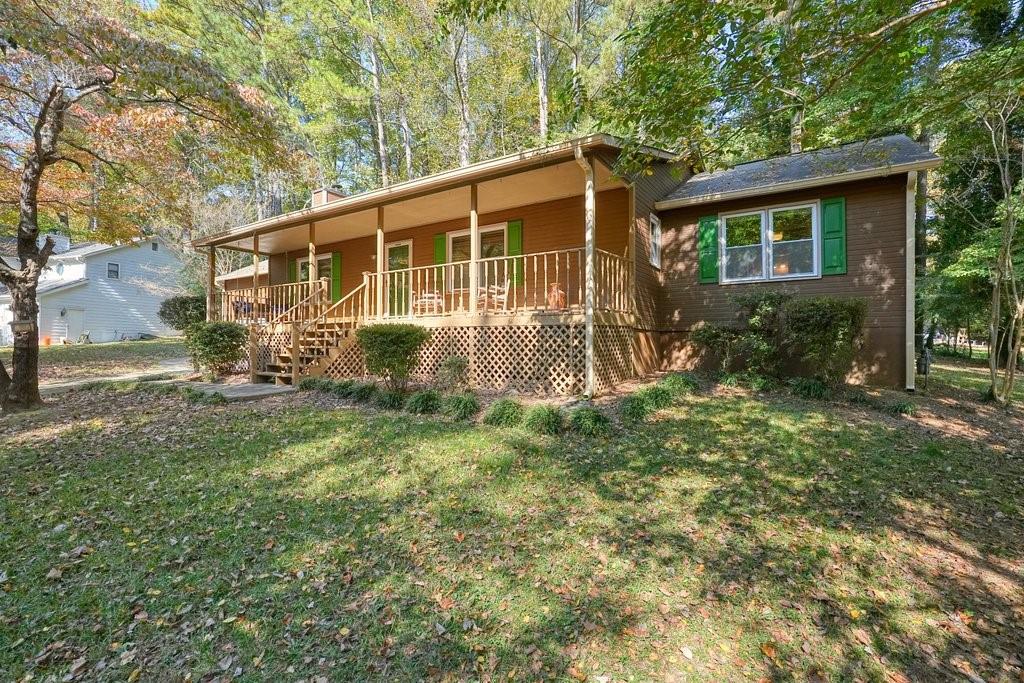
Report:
293,281,367,377
300,281,367,334
268,279,329,327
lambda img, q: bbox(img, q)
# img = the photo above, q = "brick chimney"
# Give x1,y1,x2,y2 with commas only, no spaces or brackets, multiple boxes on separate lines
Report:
311,187,344,207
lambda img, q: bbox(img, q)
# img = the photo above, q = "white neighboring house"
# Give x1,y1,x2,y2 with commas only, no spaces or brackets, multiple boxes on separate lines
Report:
0,234,185,346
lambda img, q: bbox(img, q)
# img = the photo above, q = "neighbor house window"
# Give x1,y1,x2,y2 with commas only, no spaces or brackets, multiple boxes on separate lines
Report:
448,224,506,289
151,242,159,251
649,214,662,268
107,263,120,279
719,202,819,283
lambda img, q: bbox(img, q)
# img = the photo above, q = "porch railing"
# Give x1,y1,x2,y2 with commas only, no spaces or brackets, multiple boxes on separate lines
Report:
220,280,327,323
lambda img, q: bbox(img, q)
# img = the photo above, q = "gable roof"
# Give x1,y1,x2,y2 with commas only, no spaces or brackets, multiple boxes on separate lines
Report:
656,134,941,210
0,277,88,302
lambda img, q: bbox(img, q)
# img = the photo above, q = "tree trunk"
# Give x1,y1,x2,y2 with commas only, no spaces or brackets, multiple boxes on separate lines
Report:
790,104,804,153
535,26,548,139
0,356,10,413
452,28,472,167
570,0,583,117
367,36,389,187
6,281,43,410
399,104,413,180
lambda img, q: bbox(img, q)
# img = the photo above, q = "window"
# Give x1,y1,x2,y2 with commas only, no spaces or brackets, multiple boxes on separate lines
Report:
649,214,662,268
107,263,120,279
297,254,333,291
151,242,159,252
56,262,64,276
448,224,506,289
719,202,819,283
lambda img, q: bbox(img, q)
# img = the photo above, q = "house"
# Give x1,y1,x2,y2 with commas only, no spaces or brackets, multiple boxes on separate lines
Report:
0,235,185,346
194,133,940,394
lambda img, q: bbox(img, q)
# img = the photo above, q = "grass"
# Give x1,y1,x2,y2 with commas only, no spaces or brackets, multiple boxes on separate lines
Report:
0,387,1021,682
927,355,1024,402
0,338,186,383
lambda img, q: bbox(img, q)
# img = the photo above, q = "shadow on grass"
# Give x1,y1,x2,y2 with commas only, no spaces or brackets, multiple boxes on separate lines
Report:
1,390,1021,681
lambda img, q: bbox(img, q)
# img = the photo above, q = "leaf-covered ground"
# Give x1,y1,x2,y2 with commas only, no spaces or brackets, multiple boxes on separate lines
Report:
1,382,1021,682
0,338,186,383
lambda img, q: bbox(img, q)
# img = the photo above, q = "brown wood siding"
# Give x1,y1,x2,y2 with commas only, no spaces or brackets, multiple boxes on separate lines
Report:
632,162,689,374
221,273,269,291
270,189,630,298
657,175,909,386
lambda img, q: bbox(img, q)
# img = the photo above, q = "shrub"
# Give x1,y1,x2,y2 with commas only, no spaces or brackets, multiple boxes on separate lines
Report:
522,404,563,435
660,372,698,397
374,389,406,410
691,291,792,378
405,389,441,414
183,321,247,377
158,295,206,331
330,379,356,398
356,324,431,391
568,406,612,436
784,297,867,385
350,381,378,402
435,356,469,392
635,384,673,410
482,398,524,427
297,377,334,392
789,377,830,400
619,394,651,424
442,392,480,421
690,323,741,372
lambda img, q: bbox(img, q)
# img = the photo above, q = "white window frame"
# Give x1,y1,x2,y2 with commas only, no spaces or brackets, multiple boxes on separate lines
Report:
718,200,821,284
447,223,507,291
296,253,334,281
649,214,662,269
383,240,413,271
106,262,120,279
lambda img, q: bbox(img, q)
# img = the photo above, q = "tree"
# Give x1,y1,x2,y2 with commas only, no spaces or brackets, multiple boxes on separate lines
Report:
0,0,278,411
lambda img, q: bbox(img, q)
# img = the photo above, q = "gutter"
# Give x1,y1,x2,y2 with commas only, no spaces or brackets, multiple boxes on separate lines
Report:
654,158,943,211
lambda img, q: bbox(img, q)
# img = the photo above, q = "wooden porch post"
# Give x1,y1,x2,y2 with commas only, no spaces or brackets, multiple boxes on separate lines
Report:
308,222,317,283
575,147,596,397
469,183,479,316
252,235,260,293
375,206,384,319
206,247,216,322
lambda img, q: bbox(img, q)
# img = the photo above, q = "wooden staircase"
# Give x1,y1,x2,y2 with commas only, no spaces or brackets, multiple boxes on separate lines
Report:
251,281,367,386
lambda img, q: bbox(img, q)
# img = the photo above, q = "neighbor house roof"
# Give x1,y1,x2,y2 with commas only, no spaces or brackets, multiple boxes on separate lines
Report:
193,134,676,250
656,134,941,210
215,260,268,284
0,237,16,257
0,277,88,301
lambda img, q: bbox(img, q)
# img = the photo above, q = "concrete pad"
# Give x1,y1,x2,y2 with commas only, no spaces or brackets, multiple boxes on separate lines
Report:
180,382,295,403
40,359,193,396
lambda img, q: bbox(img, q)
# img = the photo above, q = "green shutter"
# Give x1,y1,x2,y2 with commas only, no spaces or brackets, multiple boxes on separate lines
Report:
507,219,523,285
331,252,342,302
697,215,719,284
433,233,446,287
821,197,847,275
287,257,297,283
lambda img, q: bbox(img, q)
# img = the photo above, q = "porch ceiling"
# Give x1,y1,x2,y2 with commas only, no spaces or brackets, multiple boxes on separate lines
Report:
220,159,624,254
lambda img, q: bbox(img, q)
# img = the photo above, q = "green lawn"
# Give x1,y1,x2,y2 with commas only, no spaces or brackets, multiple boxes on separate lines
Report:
0,338,186,383
928,355,1024,403
1,386,1021,682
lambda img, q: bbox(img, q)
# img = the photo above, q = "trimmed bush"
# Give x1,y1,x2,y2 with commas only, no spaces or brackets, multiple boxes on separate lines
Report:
350,382,378,402
784,297,867,385
405,389,441,414
297,377,334,392
522,404,563,435
330,379,356,398
442,392,480,421
568,406,612,436
789,377,830,400
635,385,673,410
619,394,651,424
355,324,431,391
435,356,469,392
183,321,247,377
374,389,406,410
887,399,916,416
660,372,698,397
482,398,524,427
158,295,206,331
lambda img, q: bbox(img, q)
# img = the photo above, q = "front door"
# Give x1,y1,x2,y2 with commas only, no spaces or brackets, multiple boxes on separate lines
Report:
385,241,412,316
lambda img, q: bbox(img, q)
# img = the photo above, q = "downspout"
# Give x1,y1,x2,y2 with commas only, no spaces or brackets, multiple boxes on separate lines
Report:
574,145,596,397
905,171,918,391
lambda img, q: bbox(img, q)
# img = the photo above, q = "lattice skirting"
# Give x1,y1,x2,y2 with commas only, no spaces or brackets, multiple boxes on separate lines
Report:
250,325,291,374
321,324,588,395
594,325,636,393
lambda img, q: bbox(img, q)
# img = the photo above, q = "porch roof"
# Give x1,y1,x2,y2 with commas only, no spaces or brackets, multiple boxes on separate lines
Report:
194,134,673,254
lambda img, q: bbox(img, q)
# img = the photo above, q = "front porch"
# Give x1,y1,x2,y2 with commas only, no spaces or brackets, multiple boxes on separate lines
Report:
196,137,652,395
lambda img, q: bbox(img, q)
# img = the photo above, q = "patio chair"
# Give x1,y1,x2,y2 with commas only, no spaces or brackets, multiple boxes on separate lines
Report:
413,290,446,315
478,279,510,312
